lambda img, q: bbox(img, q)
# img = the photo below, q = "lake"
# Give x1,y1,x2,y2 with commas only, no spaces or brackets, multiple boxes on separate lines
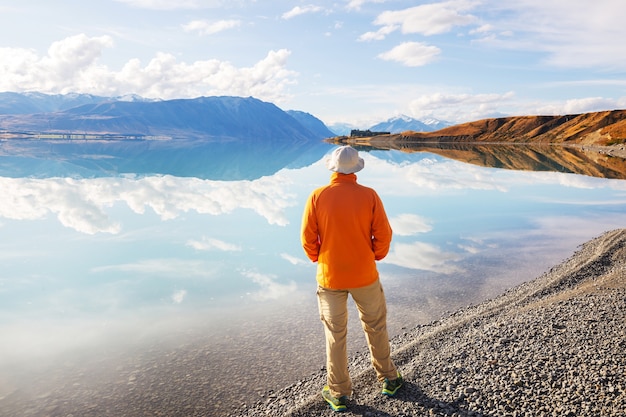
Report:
1,138,625,415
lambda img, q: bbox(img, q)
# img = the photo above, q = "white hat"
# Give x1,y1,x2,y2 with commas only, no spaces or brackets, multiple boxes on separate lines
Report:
325,146,365,174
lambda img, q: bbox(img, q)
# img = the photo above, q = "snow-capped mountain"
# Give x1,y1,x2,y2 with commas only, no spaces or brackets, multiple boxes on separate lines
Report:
369,115,451,133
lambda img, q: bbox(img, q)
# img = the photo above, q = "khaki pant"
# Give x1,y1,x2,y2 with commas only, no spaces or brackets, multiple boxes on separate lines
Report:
317,279,397,398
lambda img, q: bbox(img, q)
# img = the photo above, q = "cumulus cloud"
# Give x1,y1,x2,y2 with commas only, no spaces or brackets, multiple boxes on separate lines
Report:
182,19,241,35
377,42,441,67
382,241,463,273
187,236,242,251
358,25,398,42
243,270,297,301
0,34,297,102
365,0,478,39
408,91,515,122
0,174,296,234
535,97,626,116
389,213,432,236
408,90,626,122
282,5,324,19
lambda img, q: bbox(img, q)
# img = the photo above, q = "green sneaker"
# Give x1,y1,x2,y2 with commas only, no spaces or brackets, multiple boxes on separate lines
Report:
381,372,403,396
321,385,348,412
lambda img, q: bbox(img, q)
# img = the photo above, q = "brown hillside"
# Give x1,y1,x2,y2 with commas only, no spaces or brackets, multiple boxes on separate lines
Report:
374,110,626,145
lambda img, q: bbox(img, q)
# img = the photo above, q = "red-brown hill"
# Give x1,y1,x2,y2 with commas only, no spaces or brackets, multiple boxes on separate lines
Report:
346,110,626,147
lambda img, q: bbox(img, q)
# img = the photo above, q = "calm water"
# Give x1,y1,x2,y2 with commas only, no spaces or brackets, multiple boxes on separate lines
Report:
1,138,625,410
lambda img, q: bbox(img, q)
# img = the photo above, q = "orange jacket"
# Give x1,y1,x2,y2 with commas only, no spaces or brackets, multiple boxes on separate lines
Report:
300,172,392,289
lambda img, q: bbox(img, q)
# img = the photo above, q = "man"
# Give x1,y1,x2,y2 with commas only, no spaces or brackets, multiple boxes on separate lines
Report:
300,145,402,412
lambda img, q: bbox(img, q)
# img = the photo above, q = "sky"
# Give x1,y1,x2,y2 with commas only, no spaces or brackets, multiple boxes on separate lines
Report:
1,0,626,127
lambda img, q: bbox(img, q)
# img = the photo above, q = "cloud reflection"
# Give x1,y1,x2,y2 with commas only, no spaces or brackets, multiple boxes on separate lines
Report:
242,270,298,301
172,289,187,304
280,253,310,266
360,153,626,196
382,241,463,274
90,258,215,278
389,213,433,236
0,174,296,234
187,236,242,252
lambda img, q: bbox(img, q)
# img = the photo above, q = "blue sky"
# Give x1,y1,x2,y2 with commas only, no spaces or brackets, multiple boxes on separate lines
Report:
1,0,625,126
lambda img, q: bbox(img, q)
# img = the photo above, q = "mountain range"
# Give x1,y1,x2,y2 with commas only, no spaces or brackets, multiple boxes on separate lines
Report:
0,92,340,180
368,115,451,133
0,92,450,140
0,93,335,142
328,115,450,136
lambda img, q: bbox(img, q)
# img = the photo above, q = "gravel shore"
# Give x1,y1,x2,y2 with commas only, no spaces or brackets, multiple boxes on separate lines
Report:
231,228,626,417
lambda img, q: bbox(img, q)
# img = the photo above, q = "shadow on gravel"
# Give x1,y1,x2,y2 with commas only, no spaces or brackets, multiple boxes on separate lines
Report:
348,381,488,417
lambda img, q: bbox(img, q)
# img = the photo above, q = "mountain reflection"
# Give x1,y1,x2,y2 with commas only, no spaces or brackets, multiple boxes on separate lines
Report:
359,142,626,179
0,137,332,180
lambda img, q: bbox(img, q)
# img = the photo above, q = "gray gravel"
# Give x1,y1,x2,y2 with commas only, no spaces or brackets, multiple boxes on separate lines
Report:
230,228,626,417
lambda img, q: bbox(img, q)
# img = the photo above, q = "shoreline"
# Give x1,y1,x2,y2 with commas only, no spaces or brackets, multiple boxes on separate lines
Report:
232,229,626,416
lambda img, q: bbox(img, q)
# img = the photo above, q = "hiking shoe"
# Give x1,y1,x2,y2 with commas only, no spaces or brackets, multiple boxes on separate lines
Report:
321,385,348,412
381,372,403,396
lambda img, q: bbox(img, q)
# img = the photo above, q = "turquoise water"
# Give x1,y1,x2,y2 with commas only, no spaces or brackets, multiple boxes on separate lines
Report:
0,140,625,381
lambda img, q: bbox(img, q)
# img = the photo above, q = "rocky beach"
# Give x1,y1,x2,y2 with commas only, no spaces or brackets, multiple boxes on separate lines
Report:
232,228,626,417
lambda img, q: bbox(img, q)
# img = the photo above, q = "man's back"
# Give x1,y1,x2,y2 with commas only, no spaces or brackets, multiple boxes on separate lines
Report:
301,171,392,289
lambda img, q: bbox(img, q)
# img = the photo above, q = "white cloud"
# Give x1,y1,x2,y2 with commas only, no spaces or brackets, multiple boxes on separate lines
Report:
0,35,297,102
243,270,297,301
389,213,432,236
476,0,626,70
367,0,478,39
187,237,242,251
358,25,398,42
408,91,516,122
281,5,324,20
407,90,626,122
382,241,463,273
378,42,441,67
182,19,241,35
535,97,626,116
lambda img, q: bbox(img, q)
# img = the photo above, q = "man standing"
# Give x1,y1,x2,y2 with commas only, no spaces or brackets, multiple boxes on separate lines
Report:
301,145,402,412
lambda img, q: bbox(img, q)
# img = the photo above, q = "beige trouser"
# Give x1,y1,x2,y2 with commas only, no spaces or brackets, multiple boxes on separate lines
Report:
317,279,397,398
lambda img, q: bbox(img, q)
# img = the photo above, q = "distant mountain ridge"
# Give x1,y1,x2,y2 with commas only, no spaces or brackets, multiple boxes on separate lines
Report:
0,92,155,115
369,115,451,133
328,115,451,136
0,93,335,141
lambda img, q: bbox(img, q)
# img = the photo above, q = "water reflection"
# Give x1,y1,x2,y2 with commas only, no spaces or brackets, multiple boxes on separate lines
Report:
0,137,330,180
1,139,625,415
357,142,626,179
